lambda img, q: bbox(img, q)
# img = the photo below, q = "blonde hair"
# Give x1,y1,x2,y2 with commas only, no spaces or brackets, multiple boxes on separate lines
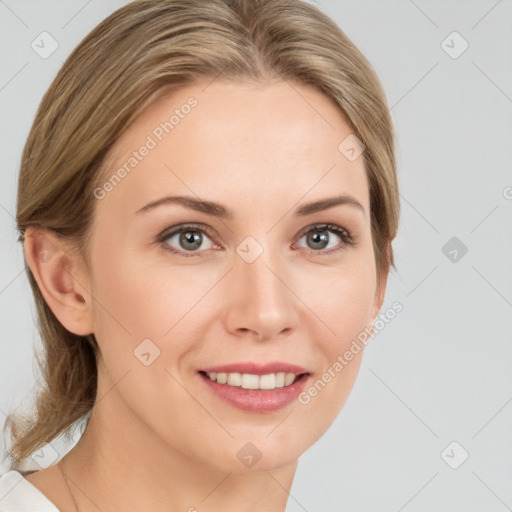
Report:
5,0,399,464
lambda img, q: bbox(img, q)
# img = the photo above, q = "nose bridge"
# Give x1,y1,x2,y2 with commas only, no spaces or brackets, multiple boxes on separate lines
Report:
228,235,298,338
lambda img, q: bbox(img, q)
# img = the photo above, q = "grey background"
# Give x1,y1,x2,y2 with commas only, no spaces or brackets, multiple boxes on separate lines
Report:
1,1,511,511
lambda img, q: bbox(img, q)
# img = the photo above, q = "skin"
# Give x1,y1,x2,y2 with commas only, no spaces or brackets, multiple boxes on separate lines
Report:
23,78,389,512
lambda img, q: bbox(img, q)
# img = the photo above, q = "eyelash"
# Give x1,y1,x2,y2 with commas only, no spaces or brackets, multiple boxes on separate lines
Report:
157,222,356,258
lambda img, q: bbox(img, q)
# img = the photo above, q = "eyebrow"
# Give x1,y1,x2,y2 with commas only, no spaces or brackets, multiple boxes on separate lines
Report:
134,194,365,218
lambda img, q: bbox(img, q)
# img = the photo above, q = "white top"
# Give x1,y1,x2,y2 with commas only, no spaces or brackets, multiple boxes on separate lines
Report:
0,470,59,512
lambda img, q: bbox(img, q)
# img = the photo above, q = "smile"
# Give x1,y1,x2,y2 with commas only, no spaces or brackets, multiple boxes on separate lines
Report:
203,371,302,390
198,366,311,412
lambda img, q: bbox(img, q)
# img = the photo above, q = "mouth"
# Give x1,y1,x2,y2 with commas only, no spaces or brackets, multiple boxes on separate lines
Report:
197,362,311,412
198,370,309,390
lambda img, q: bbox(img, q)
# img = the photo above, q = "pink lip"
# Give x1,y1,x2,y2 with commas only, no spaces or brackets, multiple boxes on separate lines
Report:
199,372,310,412
200,362,309,375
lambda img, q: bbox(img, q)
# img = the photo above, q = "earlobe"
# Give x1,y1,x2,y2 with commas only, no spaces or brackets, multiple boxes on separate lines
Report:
23,227,94,336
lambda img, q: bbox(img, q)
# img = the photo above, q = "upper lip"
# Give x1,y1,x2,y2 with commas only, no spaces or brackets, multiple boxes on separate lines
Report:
200,362,310,375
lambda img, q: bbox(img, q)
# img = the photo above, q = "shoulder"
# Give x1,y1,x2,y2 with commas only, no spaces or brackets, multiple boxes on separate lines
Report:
0,469,60,511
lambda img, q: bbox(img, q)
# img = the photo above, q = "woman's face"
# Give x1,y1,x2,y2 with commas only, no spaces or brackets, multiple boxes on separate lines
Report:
84,78,387,472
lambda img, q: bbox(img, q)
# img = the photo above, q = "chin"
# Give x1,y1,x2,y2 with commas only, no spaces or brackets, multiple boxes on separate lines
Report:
213,434,307,474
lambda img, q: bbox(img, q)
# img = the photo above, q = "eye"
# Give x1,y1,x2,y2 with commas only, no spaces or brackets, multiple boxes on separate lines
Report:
158,223,219,257
157,222,356,258
294,223,355,255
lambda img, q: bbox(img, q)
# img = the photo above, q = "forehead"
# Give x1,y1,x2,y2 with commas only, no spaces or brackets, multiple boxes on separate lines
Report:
96,78,369,217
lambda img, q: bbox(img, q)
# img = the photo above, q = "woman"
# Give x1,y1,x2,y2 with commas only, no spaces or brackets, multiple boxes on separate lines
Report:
0,0,399,510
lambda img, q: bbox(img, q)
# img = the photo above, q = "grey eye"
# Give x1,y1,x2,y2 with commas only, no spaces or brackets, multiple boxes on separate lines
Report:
163,228,214,252
298,229,341,251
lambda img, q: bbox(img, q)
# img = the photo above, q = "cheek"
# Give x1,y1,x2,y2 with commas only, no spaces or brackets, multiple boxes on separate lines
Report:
307,259,376,348
89,238,220,369
89,235,181,337
86,232,165,373
87,247,207,420
298,260,375,420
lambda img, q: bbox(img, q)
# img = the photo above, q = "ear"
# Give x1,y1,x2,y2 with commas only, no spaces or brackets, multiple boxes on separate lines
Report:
23,226,94,336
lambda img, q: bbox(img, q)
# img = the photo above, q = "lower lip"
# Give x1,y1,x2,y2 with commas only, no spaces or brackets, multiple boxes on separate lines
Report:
199,372,310,412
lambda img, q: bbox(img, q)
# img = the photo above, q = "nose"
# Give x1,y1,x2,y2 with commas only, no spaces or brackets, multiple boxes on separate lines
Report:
224,247,300,342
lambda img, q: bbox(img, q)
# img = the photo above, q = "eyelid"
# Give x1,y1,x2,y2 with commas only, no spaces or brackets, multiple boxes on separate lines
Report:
295,222,352,241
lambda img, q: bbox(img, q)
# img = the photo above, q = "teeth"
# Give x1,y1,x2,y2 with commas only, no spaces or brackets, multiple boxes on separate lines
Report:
205,371,301,390
284,373,296,386
227,373,242,386
259,373,275,390
275,372,285,388
241,373,259,389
